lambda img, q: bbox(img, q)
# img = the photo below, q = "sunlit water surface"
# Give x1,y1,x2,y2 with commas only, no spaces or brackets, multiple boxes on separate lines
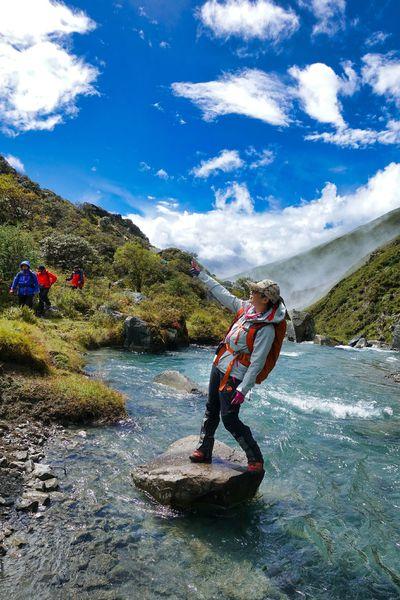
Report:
2,343,400,600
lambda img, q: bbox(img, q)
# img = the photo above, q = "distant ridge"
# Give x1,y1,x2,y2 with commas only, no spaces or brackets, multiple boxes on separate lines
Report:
232,207,400,309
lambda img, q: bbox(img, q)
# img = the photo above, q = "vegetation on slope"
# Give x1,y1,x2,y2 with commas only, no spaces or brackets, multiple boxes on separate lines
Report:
0,155,241,425
309,237,400,343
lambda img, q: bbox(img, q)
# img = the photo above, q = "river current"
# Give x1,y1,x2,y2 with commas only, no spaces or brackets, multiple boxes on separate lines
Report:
2,343,400,600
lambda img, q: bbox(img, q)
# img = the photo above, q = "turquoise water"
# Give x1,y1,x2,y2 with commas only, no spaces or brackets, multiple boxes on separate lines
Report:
2,343,400,599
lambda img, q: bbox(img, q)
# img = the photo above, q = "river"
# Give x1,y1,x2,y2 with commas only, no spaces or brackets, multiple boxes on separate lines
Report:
1,343,400,599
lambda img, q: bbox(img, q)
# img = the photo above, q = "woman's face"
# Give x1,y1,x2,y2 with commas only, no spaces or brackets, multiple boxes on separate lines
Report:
250,290,269,313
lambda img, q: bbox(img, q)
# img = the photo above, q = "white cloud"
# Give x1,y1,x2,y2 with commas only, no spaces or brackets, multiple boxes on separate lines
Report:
159,41,170,48
0,0,97,133
198,0,299,42
172,68,291,126
151,102,164,111
4,154,25,172
214,182,254,213
156,168,169,179
365,31,391,48
127,163,400,276
248,148,275,168
289,62,357,127
306,120,400,148
192,149,244,178
306,0,346,36
0,0,94,47
362,53,400,106
139,161,151,171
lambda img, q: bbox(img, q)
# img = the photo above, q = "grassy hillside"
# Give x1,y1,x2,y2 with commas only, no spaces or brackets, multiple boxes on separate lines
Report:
0,156,148,265
232,207,400,309
309,237,400,343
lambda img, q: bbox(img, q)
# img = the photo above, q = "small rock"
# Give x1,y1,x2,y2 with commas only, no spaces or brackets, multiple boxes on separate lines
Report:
9,461,26,471
0,457,7,467
0,544,6,557
16,498,39,512
30,453,44,463
355,337,368,349
348,334,363,347
14,451,28,461
154,370,205,394
10,535,27,549
313,335,341,347
33,464,54,481
43,478,59,492
0,496,13,507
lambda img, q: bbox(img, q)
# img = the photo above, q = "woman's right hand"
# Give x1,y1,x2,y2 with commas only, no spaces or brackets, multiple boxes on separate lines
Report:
189,259,201,277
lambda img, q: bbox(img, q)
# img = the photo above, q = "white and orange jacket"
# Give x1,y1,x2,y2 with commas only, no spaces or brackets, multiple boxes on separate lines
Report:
198,271,286,396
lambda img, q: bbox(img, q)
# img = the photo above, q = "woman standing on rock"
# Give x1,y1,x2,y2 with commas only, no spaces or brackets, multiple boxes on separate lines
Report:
189,260,286,473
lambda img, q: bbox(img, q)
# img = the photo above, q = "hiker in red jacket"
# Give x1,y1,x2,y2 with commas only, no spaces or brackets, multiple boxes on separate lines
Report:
37,265,57,315
66,266,85,290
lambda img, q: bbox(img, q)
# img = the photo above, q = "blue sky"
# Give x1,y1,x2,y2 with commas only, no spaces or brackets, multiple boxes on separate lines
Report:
1,0,400,275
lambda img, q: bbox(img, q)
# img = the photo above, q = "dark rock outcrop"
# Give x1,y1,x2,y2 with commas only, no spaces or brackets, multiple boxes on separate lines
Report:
154,371,205,394
132,435,264,511
124,316,189,353
288,310,315,343
124,316,164,353
392,322,400,350
285,319,296,342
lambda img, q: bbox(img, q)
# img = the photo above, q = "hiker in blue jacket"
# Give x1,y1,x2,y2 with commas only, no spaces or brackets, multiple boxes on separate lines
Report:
9,260,39,308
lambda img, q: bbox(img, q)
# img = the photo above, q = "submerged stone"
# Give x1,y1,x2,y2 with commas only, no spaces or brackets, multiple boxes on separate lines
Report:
132,435,264,511
154,370,205,394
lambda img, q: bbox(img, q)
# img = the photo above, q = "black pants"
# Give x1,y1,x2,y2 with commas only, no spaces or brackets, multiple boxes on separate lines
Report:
197,365,263,462
18,295,33,308
38,287,51,315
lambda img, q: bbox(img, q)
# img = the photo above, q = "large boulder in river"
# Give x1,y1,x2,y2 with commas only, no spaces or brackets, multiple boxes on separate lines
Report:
288,310,315,343
132,435,264,511
154,370,205,394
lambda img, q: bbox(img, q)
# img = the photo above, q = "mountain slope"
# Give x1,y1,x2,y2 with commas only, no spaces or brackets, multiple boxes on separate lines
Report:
309,236,400,343
0,156,148,261
232,207,400,309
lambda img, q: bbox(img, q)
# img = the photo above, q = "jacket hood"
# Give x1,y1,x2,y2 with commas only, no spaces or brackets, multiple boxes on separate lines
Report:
20,260,31,268
243,300,286,324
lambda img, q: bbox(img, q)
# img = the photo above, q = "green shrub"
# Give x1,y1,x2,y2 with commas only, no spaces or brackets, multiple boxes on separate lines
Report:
187,307,231,344
113,242,165,292
0,225,39,281
41,234,98,272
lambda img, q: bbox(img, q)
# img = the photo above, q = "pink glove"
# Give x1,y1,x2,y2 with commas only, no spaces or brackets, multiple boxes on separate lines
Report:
231,391,245,405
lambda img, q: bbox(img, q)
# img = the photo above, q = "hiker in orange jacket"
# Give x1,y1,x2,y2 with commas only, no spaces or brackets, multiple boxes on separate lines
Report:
37,265,57,315
188,259,286,473
66,266,85,290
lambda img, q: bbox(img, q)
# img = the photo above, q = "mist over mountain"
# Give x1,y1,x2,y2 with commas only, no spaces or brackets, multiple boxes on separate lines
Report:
233,207,400,309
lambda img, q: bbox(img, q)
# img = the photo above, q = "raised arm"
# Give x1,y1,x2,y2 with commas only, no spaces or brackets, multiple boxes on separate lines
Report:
190,259,246,314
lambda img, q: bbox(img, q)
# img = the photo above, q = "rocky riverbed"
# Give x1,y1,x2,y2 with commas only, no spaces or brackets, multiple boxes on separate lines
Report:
0,419,65,557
